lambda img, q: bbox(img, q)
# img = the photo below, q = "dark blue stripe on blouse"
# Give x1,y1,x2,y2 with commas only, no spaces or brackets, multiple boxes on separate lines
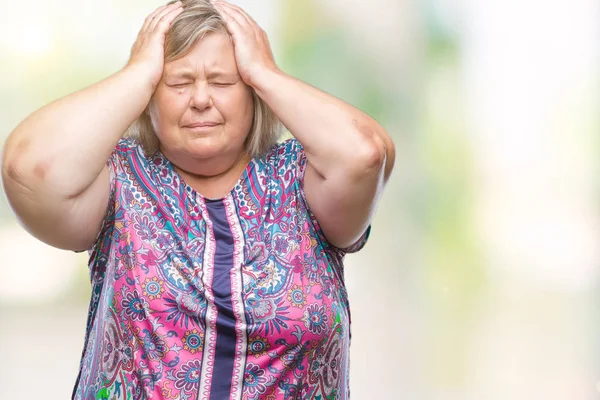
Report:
205,199,238,400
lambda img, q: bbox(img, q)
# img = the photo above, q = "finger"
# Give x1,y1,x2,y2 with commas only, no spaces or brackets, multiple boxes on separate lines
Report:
147,1,180,27
149,1,182,31
216,2,267,42
149,8,184,36
141,5,169,33
214,2,253,35
149,1,183,32
216,1,256,29
217,10,246,42
153,5,185,34
215,1,256,29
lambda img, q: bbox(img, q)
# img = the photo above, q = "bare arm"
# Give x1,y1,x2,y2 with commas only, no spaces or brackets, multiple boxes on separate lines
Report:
215,1,395,249
1,2,184,251
254,70,395,249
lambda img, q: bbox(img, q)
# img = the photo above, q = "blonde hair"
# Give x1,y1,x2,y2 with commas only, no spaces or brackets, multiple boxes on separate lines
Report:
126,0,281,158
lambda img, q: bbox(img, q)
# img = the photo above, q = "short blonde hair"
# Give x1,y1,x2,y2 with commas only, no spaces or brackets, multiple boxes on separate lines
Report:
126,0,281,158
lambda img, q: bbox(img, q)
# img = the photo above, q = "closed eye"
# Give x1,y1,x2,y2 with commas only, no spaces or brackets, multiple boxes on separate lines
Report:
212,82,235,87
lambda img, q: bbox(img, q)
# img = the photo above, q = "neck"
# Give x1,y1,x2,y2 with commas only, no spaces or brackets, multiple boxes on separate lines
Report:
168,150,251,199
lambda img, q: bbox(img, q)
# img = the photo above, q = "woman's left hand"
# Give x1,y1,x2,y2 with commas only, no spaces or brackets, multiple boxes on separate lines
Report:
213,1,279,87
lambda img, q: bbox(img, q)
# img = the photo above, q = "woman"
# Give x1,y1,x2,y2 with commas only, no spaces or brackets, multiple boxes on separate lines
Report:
1,0,395,398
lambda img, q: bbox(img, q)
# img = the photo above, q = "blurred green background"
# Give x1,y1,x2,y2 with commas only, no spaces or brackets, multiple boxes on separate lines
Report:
1,0,599,398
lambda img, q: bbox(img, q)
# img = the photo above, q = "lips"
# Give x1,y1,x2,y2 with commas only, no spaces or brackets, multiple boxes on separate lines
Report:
186,121,220,128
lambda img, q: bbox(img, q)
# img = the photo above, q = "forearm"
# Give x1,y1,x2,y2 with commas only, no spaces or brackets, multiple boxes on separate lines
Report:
252,68,390,178
1,65,154,199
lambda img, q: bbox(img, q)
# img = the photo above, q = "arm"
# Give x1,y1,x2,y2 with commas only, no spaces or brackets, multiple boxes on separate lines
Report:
253,70,395,249
1,67,153,251
215,1,395,249
1,2,184,251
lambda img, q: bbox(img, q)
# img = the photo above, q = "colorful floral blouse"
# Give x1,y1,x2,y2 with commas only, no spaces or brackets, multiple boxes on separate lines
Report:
72,137,370,400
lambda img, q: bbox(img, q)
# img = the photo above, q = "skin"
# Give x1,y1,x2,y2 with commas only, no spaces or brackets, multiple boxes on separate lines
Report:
1,0,395,251
153,31,255,198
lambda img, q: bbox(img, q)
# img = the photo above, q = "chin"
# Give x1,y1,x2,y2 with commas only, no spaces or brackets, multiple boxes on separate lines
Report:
185,137,240,160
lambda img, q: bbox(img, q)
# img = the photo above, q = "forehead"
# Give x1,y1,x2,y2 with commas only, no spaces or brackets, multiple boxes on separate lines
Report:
164,32,237,76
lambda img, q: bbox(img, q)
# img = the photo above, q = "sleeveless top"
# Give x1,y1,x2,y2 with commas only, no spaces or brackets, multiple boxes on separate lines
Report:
72,137,370,400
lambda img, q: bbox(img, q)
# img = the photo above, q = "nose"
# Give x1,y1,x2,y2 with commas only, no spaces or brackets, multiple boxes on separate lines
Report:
190,81,213,110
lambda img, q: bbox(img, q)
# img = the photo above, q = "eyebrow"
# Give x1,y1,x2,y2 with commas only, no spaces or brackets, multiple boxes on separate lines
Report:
165,70,195,79
164,69,236,79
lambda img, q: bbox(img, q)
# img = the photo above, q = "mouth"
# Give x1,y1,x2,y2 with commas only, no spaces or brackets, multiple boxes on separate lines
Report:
185,121,220,128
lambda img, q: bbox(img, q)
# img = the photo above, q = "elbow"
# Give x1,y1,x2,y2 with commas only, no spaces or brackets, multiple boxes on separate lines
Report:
1,138,57,200
1,144,35,212
1,141,24,187
1,138,35,189
350,127,390,177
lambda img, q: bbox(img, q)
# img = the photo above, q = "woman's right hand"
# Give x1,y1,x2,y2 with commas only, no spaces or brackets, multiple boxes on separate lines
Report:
126,1,184,88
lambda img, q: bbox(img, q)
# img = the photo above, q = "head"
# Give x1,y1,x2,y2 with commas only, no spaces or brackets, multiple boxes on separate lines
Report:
127,0,280,170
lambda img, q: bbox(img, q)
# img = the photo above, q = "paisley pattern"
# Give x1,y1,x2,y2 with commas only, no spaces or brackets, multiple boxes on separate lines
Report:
72,137,370,400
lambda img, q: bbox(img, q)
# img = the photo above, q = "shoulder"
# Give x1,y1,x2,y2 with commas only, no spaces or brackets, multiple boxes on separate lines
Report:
112,137,145,159
247,137,306,198
106,137,151,173
262,137,306,173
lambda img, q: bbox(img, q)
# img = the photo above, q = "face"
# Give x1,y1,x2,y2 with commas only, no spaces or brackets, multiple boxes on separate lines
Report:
151,31,254,175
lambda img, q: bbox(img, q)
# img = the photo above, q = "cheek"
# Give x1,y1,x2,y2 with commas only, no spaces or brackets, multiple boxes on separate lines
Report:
215,89,254,128
156,93,189,128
